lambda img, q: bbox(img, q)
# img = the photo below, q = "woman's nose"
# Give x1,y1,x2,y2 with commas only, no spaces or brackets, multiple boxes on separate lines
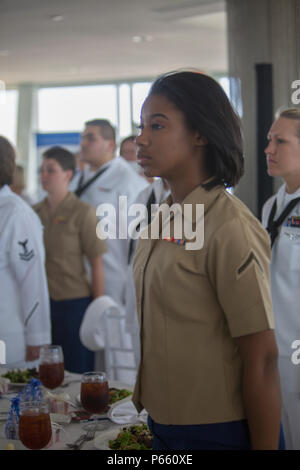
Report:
136,130,149,147
265,140,274,155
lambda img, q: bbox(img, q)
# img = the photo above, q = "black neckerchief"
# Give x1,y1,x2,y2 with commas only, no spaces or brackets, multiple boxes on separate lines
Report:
75,165,109,197
266,197,300,247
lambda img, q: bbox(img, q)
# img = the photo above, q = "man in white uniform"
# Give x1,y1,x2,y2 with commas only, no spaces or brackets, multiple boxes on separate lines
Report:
75,120,148,375
0,136,51,368
76,120,148,306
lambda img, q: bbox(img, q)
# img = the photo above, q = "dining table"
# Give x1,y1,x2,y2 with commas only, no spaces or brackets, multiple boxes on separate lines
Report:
0,369,136,451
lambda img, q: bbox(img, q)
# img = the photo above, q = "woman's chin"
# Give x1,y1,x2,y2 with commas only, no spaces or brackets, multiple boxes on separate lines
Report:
142,167,161,179
267,167,279,178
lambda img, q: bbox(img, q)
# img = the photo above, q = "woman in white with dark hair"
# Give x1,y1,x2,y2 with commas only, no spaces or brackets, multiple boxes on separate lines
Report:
262,108,300,450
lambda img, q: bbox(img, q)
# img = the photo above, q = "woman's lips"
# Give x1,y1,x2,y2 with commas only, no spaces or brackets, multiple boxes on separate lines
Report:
137,154,151,165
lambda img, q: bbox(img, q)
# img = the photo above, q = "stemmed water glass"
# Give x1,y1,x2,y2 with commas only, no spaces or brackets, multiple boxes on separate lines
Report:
80,371,110,431
38,345,65,390
18,401,52,450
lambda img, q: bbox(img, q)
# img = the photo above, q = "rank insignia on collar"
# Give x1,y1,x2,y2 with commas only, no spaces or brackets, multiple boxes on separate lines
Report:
285,216,300,228
163,237,186,246
53,215,67,224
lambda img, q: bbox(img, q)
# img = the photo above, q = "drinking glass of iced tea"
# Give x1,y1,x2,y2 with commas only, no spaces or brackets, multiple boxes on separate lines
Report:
18,401,52,450
80,372,110,431
39,345,64,389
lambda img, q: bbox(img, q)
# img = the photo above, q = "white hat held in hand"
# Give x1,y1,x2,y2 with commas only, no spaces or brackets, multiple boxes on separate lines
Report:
79,295,121,351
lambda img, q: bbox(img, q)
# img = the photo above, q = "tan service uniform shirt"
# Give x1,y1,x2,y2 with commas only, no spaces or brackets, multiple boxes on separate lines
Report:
132,185,274,425
34,192,107,301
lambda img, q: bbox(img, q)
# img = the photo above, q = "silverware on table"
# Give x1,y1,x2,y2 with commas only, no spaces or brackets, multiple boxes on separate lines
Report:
66,428,96,450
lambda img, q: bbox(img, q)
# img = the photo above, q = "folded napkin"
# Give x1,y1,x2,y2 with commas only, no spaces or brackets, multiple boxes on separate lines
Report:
79,295,121,351
45,391,72,414
0,378,10,395
108,400,148,425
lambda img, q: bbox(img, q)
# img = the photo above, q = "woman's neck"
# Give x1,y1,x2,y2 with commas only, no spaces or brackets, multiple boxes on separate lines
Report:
47,189,69,213
168,171,210,204
285,176,300,195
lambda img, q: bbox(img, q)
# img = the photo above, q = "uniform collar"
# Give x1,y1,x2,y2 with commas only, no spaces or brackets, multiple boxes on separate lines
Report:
0,185,12,196
36,191,77,218
164,184,225,224
82,158,117,190
146,184,224,246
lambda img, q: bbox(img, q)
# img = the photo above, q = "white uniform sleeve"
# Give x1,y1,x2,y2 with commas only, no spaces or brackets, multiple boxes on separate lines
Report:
8,207,51,346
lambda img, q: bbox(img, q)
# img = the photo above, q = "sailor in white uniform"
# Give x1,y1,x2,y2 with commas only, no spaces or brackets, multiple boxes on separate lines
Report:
0,137,51,368
76,120,148,307
74,120,148,377
262,108,300,450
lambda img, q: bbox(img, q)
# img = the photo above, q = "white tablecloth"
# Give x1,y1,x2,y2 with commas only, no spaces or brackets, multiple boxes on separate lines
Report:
0,369,135,450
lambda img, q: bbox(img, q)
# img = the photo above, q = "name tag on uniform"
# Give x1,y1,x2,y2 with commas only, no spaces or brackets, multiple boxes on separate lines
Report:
285,216,300,228
163,237,186,246
97,187,111,192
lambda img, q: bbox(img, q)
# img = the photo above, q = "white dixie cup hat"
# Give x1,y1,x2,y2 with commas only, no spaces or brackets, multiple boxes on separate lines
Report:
79,295,121,351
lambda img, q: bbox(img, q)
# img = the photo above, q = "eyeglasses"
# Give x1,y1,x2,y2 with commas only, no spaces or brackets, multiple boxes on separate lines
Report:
38,167,58,175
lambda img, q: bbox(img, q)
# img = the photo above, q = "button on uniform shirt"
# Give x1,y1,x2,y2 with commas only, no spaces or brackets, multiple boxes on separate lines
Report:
34,192,107,300
133,185,274,425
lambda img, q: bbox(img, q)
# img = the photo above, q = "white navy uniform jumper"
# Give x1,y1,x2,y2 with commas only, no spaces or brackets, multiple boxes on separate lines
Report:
0,185,51,368
74,157,148,381
262,183,300,449
75,157,149,306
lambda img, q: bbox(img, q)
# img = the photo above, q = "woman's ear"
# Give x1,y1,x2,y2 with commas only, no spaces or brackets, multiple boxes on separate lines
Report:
65,169,74,183
195,133,208,147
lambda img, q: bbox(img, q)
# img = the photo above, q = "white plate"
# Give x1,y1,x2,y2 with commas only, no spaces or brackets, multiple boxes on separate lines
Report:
8,383,28,389
93,427,121,450
93,424,152,450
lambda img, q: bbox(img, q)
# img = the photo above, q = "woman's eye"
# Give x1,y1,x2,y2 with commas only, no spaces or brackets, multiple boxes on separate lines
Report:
151,123,163,130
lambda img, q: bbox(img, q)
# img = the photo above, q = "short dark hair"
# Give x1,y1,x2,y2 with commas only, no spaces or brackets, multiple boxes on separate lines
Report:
149,70,244,189
43,146,76,175
85,119,116,142
0,136,16,187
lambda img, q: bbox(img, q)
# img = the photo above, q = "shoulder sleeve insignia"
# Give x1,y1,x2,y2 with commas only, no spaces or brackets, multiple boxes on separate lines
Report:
18,239,35,261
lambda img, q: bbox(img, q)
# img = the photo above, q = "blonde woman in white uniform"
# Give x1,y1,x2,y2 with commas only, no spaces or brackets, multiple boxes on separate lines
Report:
262,108,300,450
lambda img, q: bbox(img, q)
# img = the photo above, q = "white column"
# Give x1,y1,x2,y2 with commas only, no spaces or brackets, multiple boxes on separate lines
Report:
16,84,38,195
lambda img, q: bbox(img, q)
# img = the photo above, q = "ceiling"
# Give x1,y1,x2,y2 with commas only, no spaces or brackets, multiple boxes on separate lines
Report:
0,0,227,87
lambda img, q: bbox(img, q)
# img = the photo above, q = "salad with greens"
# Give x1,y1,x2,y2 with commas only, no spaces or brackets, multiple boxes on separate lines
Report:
109,387,132,404
108,424,153,450
1,368,39,384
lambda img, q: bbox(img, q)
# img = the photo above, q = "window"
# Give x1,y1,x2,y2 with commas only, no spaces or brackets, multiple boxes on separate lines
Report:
38,85,118,133
0,89,18,145
132,82,152,129
118,84,132,140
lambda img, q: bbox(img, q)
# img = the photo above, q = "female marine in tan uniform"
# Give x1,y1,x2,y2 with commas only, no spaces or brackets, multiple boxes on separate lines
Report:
132,71,284,450
34,146,106,373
